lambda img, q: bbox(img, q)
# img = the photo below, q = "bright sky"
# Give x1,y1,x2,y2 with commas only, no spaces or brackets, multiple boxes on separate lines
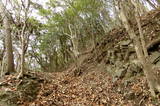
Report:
31,0,64,22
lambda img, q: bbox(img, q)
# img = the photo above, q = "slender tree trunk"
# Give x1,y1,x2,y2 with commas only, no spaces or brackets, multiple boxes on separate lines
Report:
68,24,82,75
17,21,27,78
68,24,79,58
0,1,14,74
131,0,148,57
19,35,25,77
113,0,122,26
118,0,160,97
17,0,30,79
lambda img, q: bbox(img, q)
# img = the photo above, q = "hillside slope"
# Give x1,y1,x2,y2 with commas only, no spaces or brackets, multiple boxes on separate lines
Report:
0,8,160,106
26,8,160,106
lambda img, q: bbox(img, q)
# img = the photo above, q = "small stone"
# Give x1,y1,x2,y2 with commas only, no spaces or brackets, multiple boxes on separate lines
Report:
119,40,131,46
101,98,107,103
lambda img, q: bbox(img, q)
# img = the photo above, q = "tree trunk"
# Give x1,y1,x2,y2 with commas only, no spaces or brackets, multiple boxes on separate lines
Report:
18,35,25,78
17,0,30,78
16,21,27,79
0,1,15,74
131,0,148,57
118,0,160,97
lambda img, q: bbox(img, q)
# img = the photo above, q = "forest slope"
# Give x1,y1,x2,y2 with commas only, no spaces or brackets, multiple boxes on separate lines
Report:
0,8,160,106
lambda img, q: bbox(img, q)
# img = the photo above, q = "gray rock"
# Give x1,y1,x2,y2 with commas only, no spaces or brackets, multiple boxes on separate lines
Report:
124,91,135,100
119,40,131,46
125,63,142,78
114,68,127,79
150,51,160,64
115,60,124,68
155,61,160,67
0,90,18,106
106,65,115,76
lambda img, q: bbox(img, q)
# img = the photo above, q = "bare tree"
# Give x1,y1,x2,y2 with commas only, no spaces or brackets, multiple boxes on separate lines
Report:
17,0,31,78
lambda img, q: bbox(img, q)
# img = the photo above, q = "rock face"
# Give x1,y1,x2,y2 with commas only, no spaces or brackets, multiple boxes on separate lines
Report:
99,36,160,81
150,51,160,64
102,38,141,80
120,40,131,45
0,8,160,106
0,73,43,106
0,91,18,106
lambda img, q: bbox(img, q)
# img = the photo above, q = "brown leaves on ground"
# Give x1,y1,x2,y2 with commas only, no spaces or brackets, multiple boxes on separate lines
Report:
1,8,160,106
22,70,159,106
0,69,159,106
20,9,160,106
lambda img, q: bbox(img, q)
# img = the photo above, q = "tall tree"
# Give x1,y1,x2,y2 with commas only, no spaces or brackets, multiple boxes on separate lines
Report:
118,0,160,97
17,0,31,78
0,1,15,74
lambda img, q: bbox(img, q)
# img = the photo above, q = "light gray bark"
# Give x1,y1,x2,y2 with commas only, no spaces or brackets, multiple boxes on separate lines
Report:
118,0,160,97
17,0,30,79
0,1,15,74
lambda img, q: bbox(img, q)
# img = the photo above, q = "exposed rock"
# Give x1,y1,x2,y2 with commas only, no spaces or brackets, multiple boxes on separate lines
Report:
125,63,142,78
1,8,159,106
124,91,136,100
149,51,160,64
114,67,127,79
156,61,160,66
0,90,18,106
119,40,131,46
0,73,43,106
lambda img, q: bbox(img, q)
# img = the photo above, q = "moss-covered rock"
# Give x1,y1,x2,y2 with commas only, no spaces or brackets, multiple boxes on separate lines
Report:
17,79,40,102
0,74,42,106
0,90,19,106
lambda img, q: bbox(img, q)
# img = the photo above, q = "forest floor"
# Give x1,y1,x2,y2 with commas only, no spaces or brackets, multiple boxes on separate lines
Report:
1,8,160,106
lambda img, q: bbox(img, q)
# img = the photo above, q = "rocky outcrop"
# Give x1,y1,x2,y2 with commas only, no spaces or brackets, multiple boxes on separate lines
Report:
0,73,44,106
